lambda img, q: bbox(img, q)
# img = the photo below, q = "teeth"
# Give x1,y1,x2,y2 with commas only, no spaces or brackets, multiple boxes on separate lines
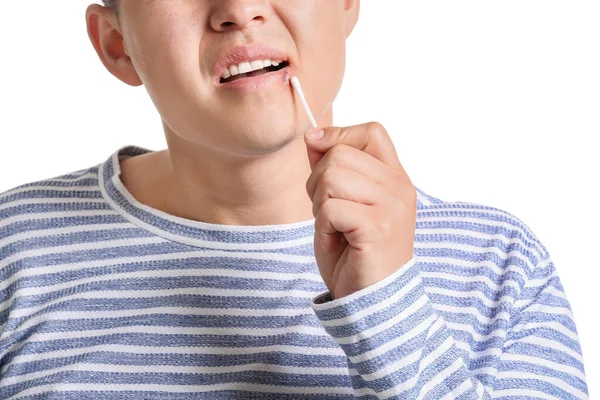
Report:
250,60,264,71
221,59,285,80
238,62,252,74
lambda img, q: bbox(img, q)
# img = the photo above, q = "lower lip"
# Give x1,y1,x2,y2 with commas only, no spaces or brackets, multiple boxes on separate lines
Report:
217,67,290,92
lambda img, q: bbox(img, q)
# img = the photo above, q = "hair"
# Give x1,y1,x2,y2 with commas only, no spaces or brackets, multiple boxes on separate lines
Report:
101,0,121,18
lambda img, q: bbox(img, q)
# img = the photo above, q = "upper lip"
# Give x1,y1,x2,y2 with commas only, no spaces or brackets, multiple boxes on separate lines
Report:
212,44,290,83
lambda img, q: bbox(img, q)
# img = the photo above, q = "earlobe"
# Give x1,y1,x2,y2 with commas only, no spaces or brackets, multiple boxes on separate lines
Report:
343,0,360,38
85,4,142,87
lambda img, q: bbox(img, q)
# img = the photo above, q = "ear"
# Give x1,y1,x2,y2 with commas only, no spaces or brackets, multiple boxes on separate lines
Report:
343,0,360,38
85,4,142,86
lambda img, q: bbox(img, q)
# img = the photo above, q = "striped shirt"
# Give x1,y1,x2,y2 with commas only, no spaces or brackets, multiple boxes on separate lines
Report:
0,144,588,399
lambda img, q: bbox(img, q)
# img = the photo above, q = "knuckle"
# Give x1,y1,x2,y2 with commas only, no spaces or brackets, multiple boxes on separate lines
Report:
366,121,388,141
318,198,335,219
337,126,351,141
328,144,347,165
320,167,337,188
377,215,394,236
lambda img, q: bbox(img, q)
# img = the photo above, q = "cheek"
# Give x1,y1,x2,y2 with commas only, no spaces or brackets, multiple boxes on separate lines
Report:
132,26,204,109
305,27,347,112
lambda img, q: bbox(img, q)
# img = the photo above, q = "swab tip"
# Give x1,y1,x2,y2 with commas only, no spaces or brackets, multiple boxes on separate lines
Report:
290,76,300,90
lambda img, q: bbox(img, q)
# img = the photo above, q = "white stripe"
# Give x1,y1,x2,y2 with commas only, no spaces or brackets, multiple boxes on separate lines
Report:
416,227,541,255
1,343,346,375
421,270,522,297
0,209,116,229
334,295,430,344
416,255,528,282
3,381,354,400
497,370,587,399
3,287,325,336
425,285,515,311
446,321,507,342
426,315,446,340
501,353,586,382
416,214,545,257
347,345,421,385
417,241,537,268
319,272,421,327
1,215,312,255
521,269,559,288
0,247,316,293
514,283,568,309
475,381,494,398
348,315,438,365
416,190,432,205
503,335,583,363
45,172,97,182
519,300,575,320
312,256,418,312
454,341,502,361
432,302,510,326
509,321,580,342
418,357,464,399
477,380,487,398
0,185,99,202
354,320,451,383
0,325,330,355
0,197,105,212
0,360,350,387
4,267,324,315
469,365,499,377
377,336,455,397
491,388,561,400
0,222,135,249
4,306,318,334
0,235,166,272
9,325,330,343
440,379,474,399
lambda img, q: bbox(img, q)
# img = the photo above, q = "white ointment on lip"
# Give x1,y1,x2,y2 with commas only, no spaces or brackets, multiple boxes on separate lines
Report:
290,76,318,129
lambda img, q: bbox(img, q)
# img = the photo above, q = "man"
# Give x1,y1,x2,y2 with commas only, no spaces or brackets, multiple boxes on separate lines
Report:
0,1,588,399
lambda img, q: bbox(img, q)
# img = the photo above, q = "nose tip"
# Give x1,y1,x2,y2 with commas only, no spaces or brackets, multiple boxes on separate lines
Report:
219,16,264,30
210,5,267,32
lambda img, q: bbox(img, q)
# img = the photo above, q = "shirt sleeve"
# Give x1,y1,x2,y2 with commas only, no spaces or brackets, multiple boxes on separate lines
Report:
310,253,589,399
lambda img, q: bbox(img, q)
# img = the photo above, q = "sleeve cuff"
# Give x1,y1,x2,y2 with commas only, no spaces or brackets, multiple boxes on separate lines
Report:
310,254,421,323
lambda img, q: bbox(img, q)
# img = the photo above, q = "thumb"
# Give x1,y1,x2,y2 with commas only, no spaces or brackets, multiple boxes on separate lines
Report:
305,140,325,171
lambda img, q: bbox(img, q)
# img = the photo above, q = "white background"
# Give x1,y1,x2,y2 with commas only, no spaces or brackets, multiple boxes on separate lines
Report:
1,1,598,396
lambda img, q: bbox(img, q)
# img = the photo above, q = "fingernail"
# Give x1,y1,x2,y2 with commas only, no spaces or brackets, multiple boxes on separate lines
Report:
305,129,324,141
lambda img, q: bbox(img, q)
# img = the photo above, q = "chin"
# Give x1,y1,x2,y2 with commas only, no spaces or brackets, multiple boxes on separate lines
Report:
222,122,302,158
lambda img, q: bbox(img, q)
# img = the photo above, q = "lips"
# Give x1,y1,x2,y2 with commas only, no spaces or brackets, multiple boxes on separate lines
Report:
212,44,291,85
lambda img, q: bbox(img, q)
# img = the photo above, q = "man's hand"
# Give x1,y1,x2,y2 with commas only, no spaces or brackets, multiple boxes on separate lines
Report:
304,122,417,300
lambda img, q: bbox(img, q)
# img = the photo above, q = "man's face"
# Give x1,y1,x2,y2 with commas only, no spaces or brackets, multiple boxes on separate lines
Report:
115,0,359,156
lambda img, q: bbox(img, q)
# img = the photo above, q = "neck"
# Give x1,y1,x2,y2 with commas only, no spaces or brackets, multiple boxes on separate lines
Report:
122,109,333,226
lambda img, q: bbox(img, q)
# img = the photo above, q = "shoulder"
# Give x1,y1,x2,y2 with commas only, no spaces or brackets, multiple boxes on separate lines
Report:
0,164,102,209
415,186,551,280
0,165,105,256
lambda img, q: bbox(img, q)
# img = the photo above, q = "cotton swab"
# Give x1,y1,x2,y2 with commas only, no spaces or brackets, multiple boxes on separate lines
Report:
290,76,318,129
